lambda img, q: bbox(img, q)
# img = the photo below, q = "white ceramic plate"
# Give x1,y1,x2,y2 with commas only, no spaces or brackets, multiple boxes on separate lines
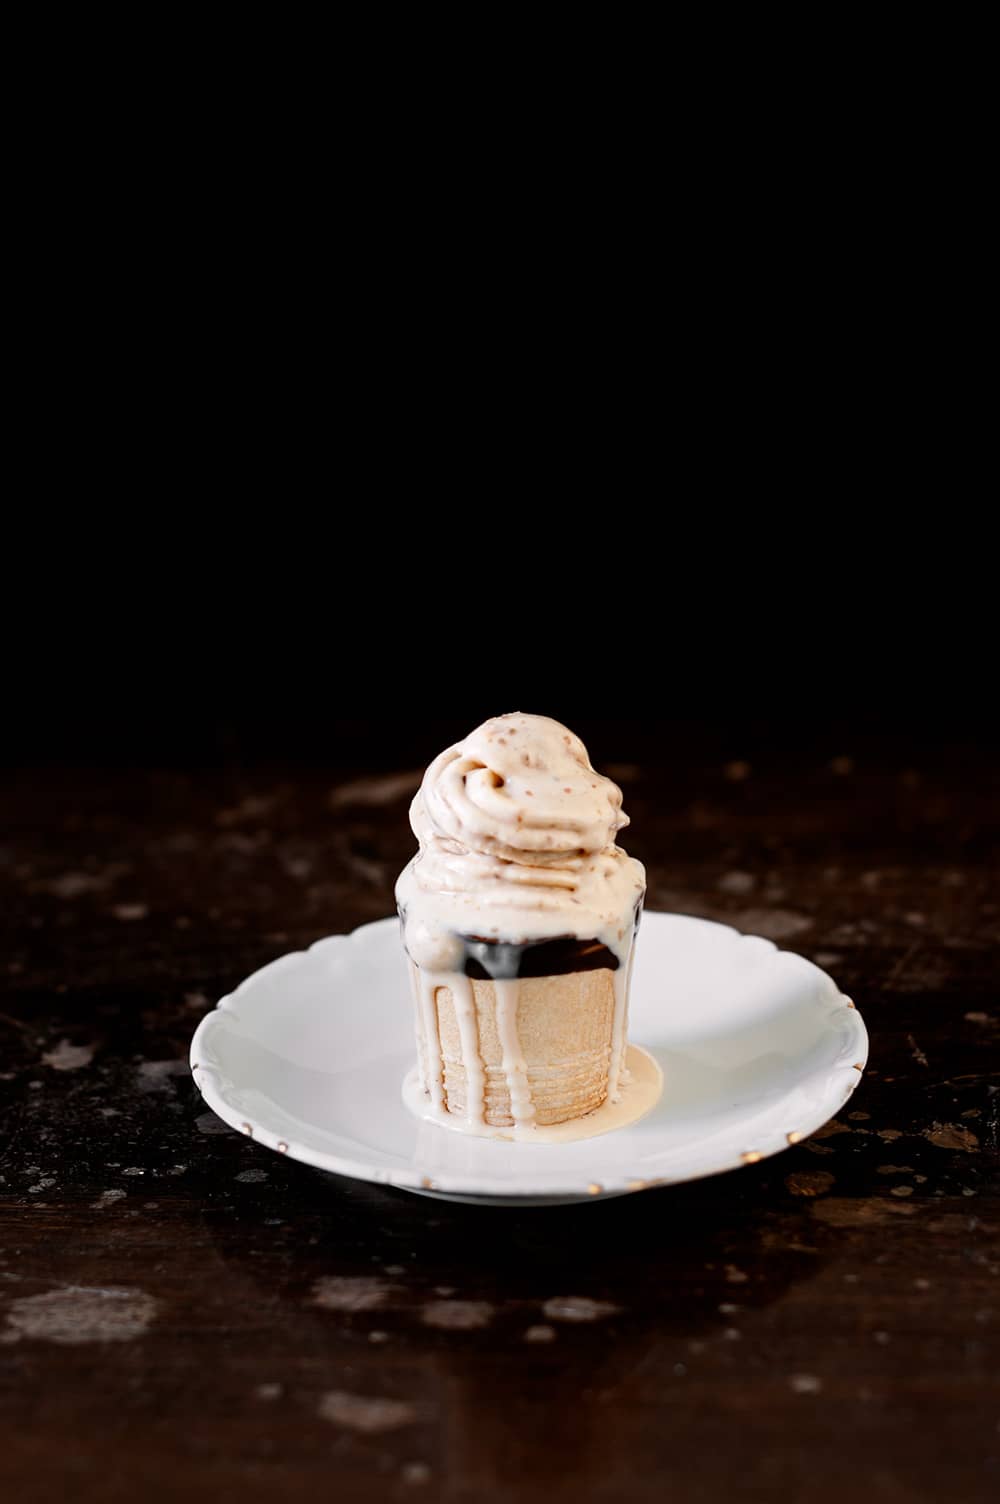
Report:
189,912,867,1205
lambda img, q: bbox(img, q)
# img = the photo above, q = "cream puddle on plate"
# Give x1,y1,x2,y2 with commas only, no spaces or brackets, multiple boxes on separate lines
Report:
401,1042,663,1143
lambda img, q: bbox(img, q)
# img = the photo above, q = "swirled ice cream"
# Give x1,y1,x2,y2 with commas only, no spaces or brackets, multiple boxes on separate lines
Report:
397,714,649,1137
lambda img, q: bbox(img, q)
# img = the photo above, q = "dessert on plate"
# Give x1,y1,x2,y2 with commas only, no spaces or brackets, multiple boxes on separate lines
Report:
396,713,650,1138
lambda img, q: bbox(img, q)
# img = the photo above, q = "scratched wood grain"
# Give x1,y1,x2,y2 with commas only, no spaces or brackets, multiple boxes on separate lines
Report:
0,754,997,1504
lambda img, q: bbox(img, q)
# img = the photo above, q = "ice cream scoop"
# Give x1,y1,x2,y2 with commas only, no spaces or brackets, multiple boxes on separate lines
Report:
396,713,648,1136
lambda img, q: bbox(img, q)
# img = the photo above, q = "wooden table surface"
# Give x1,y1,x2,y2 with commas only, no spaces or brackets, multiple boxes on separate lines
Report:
1,753,998,1504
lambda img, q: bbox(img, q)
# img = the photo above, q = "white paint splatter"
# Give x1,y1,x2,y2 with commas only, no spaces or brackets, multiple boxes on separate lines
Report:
317,1391,417,1434
401,1462,431,1485
421,1300,493,1331
137,1059,189,1092
312,1276,396,1313
328,770,422,808
542,1296,621,1323
907,1033,929,1067
112,903,149,922
5,1286,158,1345
790,1374,822,1394
235,1169,269,1184
47,872,109,899
735,908,813,941
215,793,279,826
41,1039,95,1072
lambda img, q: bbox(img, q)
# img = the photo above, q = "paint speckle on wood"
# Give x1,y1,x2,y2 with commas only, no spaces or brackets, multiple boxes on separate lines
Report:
908,1034,929,1067
47,872,109,899
922,1122,979,1152
328,770,422,808
312,1276,397,1313
734,908,813,941
5,1287,157,1345
137,1059,189,1091
811,1119,852,1140
90,1189,126,1209
542,1296,622,1322
421,1300,493,1331
317,1391,417,1434
812,1200,917,1227
785,1171,836,1197
41,1039,94,1072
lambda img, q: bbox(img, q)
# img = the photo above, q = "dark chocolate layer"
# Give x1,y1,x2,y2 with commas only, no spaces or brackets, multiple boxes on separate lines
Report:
398,901,642,980
461,934,620,980
462,899,642,980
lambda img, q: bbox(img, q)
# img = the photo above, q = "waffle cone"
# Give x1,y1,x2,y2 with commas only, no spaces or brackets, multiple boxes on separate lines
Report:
414,969,615,1127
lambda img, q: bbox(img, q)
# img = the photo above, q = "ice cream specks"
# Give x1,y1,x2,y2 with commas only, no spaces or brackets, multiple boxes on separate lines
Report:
396,713,645,973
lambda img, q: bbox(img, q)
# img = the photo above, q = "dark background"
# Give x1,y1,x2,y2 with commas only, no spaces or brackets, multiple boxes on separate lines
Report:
5,552,995,774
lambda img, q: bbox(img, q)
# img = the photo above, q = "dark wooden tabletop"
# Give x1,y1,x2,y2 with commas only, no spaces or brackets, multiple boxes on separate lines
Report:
1,752,998,1504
